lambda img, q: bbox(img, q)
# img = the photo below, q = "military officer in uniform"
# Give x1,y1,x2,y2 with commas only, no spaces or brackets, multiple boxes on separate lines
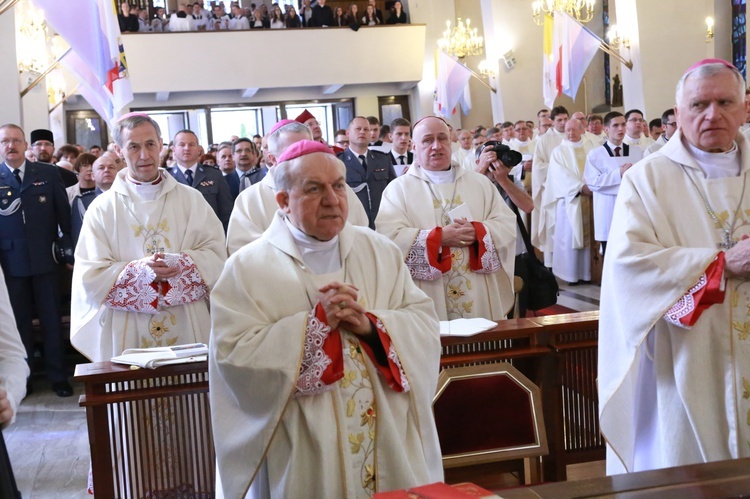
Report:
0,124,73,397
168,129,233,231
338,116,397,228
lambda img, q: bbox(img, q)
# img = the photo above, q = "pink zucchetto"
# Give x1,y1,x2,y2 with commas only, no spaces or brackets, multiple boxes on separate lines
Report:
269,119,297,135
685,58,736,75
276,140,336,164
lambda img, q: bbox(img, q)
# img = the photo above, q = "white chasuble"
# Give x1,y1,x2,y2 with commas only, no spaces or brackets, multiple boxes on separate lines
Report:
600,130,750,475
210,214,443,498
375,165,516,321
546,141,592,283
71,170,227,361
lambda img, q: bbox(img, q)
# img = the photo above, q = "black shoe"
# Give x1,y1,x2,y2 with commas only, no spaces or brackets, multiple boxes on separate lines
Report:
25,379,33,397
52,381,73,397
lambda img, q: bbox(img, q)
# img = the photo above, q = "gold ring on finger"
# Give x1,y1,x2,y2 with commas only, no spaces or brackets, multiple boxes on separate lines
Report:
338,301,347,310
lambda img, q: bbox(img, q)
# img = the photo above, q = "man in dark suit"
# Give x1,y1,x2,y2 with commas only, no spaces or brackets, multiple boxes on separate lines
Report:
388,118,413,175
216,142,239,200
309,0,334,26
29,129,78,188
168,130,233,231
338,116,397,229
0,124,73,397
231,138,266,195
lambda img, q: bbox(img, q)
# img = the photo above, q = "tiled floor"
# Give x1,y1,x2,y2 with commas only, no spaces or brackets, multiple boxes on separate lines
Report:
6,378,90,499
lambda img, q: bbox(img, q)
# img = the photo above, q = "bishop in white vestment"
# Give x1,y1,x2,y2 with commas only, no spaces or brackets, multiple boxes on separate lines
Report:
600,60,750,475
211,141,443,498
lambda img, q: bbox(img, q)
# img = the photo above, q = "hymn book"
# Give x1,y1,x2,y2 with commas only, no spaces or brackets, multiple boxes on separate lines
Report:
111,343,208,369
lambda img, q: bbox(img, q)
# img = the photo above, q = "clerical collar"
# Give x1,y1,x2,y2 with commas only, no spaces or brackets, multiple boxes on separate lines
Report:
515,139,530,146
284,217,342,274
421,166,455,184
126,171,164,200
562,139,583,148
684,139,741,179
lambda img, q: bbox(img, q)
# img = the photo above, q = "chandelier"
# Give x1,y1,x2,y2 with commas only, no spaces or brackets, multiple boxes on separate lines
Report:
437,18,484,59
16,1,50,74
532,0,596,25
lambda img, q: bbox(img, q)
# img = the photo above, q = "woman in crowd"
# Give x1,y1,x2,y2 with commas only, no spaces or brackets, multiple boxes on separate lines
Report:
269,5,286,29
345,3,358,25
387,1,408,24
199,153,216,167
285,6,301,28
361,4,380,26
333,6,346,26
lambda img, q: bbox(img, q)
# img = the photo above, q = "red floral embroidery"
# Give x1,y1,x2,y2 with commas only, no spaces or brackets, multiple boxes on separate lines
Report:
406,229,444,281
105,253,207,313
296,303,343,396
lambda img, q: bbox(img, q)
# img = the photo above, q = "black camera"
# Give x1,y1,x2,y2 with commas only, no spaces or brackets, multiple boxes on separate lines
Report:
482,140,523,168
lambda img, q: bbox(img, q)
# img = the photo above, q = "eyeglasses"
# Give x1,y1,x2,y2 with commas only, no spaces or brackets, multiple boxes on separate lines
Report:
626,118,642,123
0,138,24,147
665,122,677,128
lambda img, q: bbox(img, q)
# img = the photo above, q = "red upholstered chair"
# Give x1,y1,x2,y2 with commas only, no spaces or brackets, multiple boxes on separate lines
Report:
433,362,548,484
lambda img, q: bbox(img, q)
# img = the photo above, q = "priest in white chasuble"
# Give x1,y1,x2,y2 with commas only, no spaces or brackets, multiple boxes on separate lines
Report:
532,106,569,266
544,119,594,284
210,141,443,499
375,116,516,321
599,59,750,476
71,114,227,362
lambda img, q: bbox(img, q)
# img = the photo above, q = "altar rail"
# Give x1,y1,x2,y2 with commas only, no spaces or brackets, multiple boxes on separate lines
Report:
75,311,601,494
441,311,602,481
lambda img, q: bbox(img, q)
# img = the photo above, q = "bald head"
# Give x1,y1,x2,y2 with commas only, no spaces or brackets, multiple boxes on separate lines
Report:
413,117,452,171
565,119,585,143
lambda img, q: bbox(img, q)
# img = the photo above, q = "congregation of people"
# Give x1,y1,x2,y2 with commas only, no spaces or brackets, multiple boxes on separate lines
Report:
3,55,750,496
119,0,409,33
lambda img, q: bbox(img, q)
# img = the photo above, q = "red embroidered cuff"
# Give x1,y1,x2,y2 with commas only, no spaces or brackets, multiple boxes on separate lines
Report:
664,253,726,329
296,303,343,396
162,253,209,306
468,222,502,273
406,229,444,281
426,227,452,274
358,313,409,393
105,260,159,313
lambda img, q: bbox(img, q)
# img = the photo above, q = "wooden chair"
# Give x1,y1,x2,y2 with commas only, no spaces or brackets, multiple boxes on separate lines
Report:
433,362,548,485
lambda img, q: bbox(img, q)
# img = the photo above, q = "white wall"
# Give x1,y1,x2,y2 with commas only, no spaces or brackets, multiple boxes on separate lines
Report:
0,6,21,126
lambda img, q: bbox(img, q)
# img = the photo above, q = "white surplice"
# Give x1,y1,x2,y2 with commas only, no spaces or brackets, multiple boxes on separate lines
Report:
599,130,750,475
70,169,227,361
226,170,369,254
210,213,443,498
545,139,593,283
375,165,516,321
583,143,644,242
532,128,565,265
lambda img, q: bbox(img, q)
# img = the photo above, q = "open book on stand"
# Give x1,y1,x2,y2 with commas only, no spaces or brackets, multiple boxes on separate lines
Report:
111,343,208,369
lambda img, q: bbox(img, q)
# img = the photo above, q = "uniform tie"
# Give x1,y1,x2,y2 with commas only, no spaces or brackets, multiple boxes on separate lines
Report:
398,155,405,165
184,169,194,186
614,146,621,157
12,169,22,184
358,155,367,169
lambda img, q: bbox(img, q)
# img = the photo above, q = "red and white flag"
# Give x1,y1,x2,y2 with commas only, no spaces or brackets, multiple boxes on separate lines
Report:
32,0,133,125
